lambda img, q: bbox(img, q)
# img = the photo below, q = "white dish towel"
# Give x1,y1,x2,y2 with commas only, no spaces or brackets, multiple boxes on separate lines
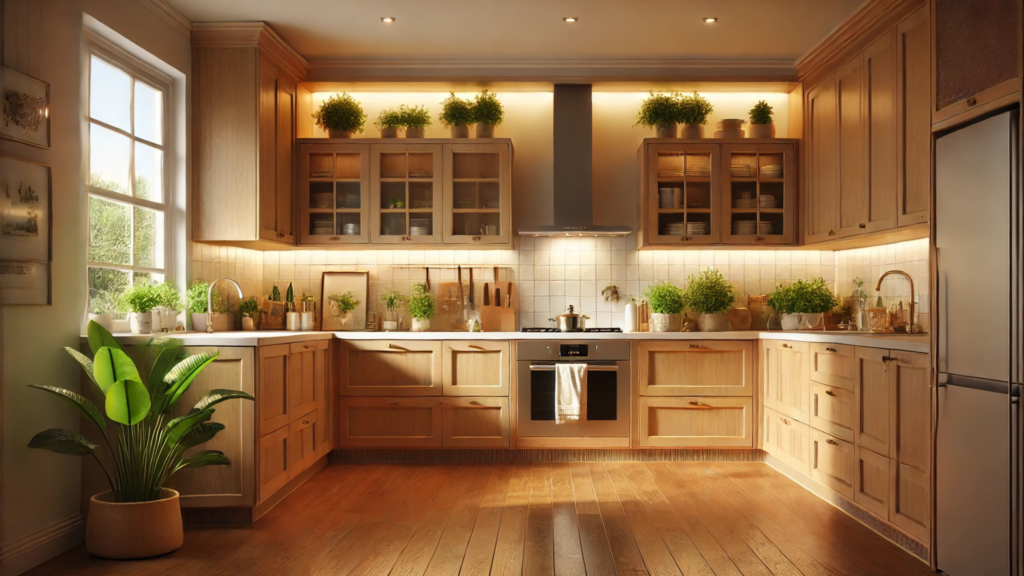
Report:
555,363,587,424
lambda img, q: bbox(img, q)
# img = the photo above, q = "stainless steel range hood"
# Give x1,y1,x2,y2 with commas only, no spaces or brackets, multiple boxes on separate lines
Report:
518,84,632,237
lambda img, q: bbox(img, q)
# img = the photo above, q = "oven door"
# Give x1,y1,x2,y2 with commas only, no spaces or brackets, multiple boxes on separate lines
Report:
517,361,630,437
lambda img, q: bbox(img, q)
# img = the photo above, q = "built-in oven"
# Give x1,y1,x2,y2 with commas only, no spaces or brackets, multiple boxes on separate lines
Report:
516,340,630,439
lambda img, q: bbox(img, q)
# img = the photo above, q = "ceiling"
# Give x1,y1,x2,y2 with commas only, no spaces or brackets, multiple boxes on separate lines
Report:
168,0,863,66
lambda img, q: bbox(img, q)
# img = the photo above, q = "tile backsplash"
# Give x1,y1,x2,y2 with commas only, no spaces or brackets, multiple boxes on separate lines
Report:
192,237,928,331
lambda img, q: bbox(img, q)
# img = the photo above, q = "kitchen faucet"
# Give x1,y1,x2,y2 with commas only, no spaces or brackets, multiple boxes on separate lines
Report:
874,270,916,334
207,278,243,333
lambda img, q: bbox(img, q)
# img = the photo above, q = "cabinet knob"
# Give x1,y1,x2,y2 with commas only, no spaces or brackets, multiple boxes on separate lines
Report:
689,401,701,406
387,400,398,405
858,223,866,229
278,232,285,238
780,417,790,426
754,236,765,242
469,401,481,406
881,355,894,362
302,419,310,425
683,236,692,242
967,97,978,106
688,344,703,349
828,229,836,237
825,347,837,353
472,236,482,241
825,438,839,446
437,401,445,405
388,343,408,351
825,389,836,397
781,343,791,348
329,236,341,241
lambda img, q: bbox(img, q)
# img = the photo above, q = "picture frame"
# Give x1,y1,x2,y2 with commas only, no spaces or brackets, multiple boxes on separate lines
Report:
0,155,52,263
320,271,369,331
1,67,50,149
0,260,50,305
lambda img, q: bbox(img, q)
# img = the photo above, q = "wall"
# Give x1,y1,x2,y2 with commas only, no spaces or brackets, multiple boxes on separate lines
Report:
1,1,190,572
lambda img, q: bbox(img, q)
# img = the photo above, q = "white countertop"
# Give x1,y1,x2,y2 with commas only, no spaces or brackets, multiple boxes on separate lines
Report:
94,329,929,353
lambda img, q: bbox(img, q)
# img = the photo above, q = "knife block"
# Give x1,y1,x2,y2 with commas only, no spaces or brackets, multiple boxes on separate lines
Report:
480,282,517,332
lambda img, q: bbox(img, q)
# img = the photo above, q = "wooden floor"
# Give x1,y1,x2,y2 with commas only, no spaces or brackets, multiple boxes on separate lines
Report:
27,462,935,576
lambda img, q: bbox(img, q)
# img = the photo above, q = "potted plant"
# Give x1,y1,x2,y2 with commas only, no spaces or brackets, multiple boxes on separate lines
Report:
239,296,259,331
747,100,775,138
380,287,406,331
408,283,435,332
262,284,287,330
285,283,300,331
635,91,681,138
186,282,210,332
375,107,403,138
767,278,840,330
28,321,253,559
153,282,181,332
327,291,361,329
679,91,714,139
120,284,159,335
299,293,317,330
439,92,474,138
643,281,686,332
400,104,432,138
313,93,366,138
88,292,116,332
683,269,736,332
472,90,504,138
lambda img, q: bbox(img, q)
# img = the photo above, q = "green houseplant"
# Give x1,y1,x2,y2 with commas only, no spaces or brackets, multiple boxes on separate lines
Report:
472,90,504,138
635,91,681,138
380,287,406,331
643,281,686,332
439,92,474,138
767,278,839,330
120,284,160,335
239,297,259,331
400,104,432,138
153,282,181,332
186,281,227,332
747,99,775,138
313,93,366,138
679,91,715,138
407,283,435,332
375,107,403,138
326,291,361,330
28,321,253,558
683,269,736,332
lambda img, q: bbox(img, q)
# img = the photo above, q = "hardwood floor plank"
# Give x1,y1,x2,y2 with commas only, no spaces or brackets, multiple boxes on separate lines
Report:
587,463,649,576
523,464,555,576
604,464,684,576
489,464,533,576
550,464,586,576
569,463,617,576
458,466,516,576
421,466,506,576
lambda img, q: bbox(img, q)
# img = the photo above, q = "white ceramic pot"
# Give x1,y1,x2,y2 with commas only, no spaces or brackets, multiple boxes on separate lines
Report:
242,316,256,331
475,124,495,138
300,311,314,331
780,313,802,331
130,312,152,335
655,122,677,138
411,317,430,332
328,129,354,139
803,313,823,329
380,126,398,138
698,312,731,332
624,301,638,333
680,124,705,139
88,313,114,332
286,312,301,331
650,313,672,332
191,313,209,332
405,126,425,138
450,125,469,138
383,320,399,331
747,122,776,138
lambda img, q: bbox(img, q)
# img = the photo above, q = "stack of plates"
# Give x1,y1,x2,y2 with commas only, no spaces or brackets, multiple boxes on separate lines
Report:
686,222,709,235
730,164,754,177
759,195,779,208
760,165,783,178
685,166,711,178
662,222,687,236
342,223,360,235
658,170,685,178
732,220,774,235
410,219,431,236
310,169,333,179
409,171,432,178
312,221,334,235
338,193,360,209
735,198,758,209
311,193,334,209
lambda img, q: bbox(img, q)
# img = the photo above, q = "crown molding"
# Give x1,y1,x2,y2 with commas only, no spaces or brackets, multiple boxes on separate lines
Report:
192,22,310,79
138,0,191,37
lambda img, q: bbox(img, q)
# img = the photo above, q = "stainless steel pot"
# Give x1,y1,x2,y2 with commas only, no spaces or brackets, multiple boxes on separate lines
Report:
549,305,589,331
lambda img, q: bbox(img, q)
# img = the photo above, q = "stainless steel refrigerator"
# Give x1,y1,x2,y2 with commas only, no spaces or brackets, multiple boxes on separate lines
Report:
936,109,1020,575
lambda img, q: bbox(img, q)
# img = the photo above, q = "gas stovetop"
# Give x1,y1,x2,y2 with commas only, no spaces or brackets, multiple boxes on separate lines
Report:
520,327,623,333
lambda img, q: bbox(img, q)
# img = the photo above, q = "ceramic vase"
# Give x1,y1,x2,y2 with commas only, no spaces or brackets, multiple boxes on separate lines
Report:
680,124,705,139
411,317,430,332
780,313,802,330
650,313,673,332
698,312,731,332
242,316,256,331
747,123,776,138
655,122,677,138
405,126,425,138
88,313,114,332
286,312,301,331
475,124,495,138
380,126,398,138
191,313,209,332
130,312,152,335
450,125,469,138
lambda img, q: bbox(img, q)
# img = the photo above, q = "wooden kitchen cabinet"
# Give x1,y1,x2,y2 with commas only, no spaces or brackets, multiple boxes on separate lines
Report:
371,144,444,244
810,343,855,390
258,426,290,502
888,350,930,541
810,428,856,499
338,397,443,448
896,6,931,227
720,143,797,245
287,340,326,421
835,54,868,239
810,381,856,442
855,446,890,520
763,407,812,475
639,397,753,448
804,74,840,243
192,24,306,245
258,344,290,433
338,341,443,396
890,458,931,542
298,143,371,244
440,397,510,448
638,340,753,397
640,143,721,245
855,347,890,455
764,340,810,422
442,341,510,396
288,410,318,475
862,30,898,234
443,142,513,245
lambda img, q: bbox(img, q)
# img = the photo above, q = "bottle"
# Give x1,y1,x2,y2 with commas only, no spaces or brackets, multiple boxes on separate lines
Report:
624,299,638,333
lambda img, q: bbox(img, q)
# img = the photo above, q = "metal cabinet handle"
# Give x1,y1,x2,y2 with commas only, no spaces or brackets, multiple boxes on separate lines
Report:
437,401,445,405
689,401,701,406
826,438,839,446
387,400,398,405
881,355,894,362
967,97,977,106
828,229,836,237
781,343,791,348
754,236,765,242
302,419,310,425
688,344,703,349
469,401,481,406
825,389,836,397
825,347,837,353
388,343,408,351
780,417,791,426
468,344,486,351
329,236,341,241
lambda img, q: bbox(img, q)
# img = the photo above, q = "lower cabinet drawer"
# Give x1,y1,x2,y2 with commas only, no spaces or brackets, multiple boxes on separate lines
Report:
639,396,753,448
763,408,811,475
810,382,856,442
258,426,289,503
855,447,889,520
339,397,443,448
441,397,510,448
288,410,318,477
890,461,930,542
810,429,856,499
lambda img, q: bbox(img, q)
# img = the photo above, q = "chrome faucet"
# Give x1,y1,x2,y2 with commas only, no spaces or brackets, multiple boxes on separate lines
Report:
874,270,916,334
207,278,243,333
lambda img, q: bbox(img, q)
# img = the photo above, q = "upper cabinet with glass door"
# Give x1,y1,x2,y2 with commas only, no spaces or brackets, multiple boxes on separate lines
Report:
641,143,720,245
443,143,512,245
298,143,370,244
371,144,444,244
720,144,796,245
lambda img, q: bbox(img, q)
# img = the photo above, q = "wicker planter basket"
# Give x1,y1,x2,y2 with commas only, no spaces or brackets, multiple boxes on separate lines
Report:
86,489,183,559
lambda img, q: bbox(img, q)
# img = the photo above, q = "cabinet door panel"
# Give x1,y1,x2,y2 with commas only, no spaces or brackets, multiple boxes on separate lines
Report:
441,397,510,448
805,74,839,243
810,429,856,499
855,347,890,454
287,341,320,421
889,351,931,470
299,144,371,245
890,460,930,542
258,56,279,242
763,407,811,475
776,341,810,422
897,6,931,227
314,341,331,457
442,341,510,396
644,144,721,246
339,397,443,448
370,144,444,244
276,74,296,242
855,447,890,520
836,55,868,238
638,341,753,396
720,143,796,245
810,343,856,390
288,410,318,476
339,341,443,396
442,143,513,245
761,341,780,413
811,382,856,442
258,426,289,502
640,397,753,448
864,30,898,233
258,344,290,433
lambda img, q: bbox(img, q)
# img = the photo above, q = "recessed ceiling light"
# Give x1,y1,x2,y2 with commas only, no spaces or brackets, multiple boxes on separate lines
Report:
563,17,578,23
703,17,718,23
381,16,396,23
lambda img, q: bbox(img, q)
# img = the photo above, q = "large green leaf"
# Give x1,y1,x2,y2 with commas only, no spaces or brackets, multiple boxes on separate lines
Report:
165,408,213,446
160,352,218,412
177,450,230,470
29,385,106,432
105,379,152,425
179,422,225,450
28,428,98,456
94,347,142,396
64,347,105,398
193,389,254,411
87,320,125,356
146,338,183,398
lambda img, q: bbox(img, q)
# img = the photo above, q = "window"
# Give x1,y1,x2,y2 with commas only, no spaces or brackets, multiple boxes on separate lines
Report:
86,47,172,317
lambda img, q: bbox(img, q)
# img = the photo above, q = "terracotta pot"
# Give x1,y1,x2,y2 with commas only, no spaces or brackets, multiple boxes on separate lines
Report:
328,129,354,139
86,489,183,559
450,125,470,138
130,312,152,335
655,122,677,138
698,312,731,332
475,124,496,138
747,122,776,138
405,126,425,138
380,126,399,138
680,124,705,139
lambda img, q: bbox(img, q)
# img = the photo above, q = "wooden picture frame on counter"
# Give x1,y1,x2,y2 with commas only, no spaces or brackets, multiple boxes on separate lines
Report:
320,271,369,331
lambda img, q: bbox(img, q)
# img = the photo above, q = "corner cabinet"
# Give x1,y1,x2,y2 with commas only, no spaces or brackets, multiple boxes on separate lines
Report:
296,139,513,248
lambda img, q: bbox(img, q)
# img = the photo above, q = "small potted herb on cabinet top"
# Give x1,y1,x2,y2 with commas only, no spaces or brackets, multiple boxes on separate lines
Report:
679,91,714,139
313,93,367,138
683,269,736,332
439,93,474,138
643,281,686,332
408,283,436,332
747,100,775,138
472,90,504,138
375,107,403,138
400,105,432,138
767,278,839,330
635,91,681,138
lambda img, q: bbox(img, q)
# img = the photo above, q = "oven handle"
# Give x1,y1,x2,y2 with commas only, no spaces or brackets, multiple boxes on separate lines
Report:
528,364,619,372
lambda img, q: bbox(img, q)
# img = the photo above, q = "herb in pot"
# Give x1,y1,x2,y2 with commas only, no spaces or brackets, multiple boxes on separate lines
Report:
767,278,839,330
408,283,435,320
682,269,736,332
153,282,181,312
635,91,681,136
239,296,259,318
375,107,403,136
679,91,714,126
120,284,160,314
399,105,432,128
748,100,774,125
472,90,504,126
313,93,367,135
439,93,474,129
643,281,686,314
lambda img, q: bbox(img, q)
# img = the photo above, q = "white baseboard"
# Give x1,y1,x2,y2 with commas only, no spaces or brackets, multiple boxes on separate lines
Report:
0,515,84,576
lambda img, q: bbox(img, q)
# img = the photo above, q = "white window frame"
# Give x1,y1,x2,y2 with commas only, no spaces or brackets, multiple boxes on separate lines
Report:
83,32,176,327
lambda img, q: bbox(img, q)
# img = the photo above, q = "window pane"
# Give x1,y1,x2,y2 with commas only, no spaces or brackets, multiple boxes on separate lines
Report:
88,267,130,319
134,81,162,144
89,56,131,132
133,206,164,269
133,271,164,287
89,123,131,194
88,196,130,265
134,142,162,201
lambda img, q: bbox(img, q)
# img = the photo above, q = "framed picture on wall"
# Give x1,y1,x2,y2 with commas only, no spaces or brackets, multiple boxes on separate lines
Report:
321,271,369,331
1,67,50,149
0,155,51,263
0,260,50,305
